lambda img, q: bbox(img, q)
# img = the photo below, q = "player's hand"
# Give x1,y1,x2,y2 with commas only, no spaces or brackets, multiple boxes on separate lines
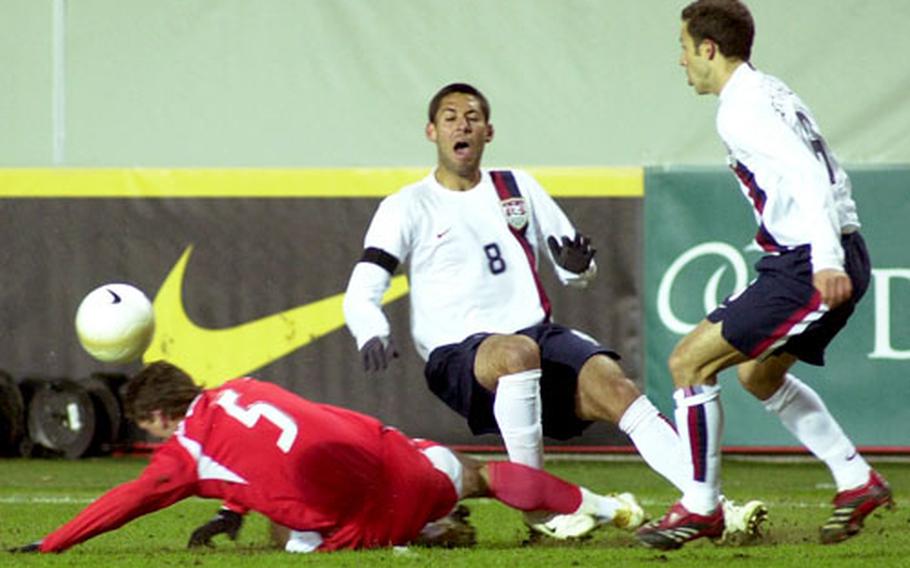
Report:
187,508,244,548
361,336,399,372
813,269,852,309
547,233,596,274
8,541,41,553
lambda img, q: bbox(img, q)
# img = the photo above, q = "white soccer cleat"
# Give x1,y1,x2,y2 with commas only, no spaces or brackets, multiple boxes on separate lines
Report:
609,492,648,530
719,498,769,544
524,511,598,540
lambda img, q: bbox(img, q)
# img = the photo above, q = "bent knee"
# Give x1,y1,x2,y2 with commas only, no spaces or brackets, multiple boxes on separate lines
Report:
576,355,642,423
736,361,787,400
483,334,540,372
668,345,713,387
475,334,540,388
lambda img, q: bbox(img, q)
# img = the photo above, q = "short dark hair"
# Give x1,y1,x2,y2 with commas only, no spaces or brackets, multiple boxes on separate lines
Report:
427,83,491,123
124,361,202,423
682,0,754,61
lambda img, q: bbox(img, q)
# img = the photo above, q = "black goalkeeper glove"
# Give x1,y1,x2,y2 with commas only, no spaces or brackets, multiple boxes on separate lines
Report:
187,508,244,549
547,233,596,274
8,541,41,553
361,336,399,373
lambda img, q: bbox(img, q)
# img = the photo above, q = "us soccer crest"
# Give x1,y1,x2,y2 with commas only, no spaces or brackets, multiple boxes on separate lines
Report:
501,197,529,232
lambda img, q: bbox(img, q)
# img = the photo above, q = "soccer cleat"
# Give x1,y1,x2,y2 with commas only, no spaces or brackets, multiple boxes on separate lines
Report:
284,530,323,553
718,498,768,544
609,492,647,531
820,470,894,544
525,511,599,540
635,501,724,550
414,504,477,548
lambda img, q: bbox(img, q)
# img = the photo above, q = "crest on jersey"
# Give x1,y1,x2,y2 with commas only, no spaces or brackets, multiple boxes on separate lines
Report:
501,197,529,232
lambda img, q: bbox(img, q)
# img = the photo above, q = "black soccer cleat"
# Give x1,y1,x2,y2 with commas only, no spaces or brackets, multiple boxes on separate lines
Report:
413,504,477,548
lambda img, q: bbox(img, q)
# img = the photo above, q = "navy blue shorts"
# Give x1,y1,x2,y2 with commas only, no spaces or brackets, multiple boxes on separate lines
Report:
424,323,619,440
707,232,870,365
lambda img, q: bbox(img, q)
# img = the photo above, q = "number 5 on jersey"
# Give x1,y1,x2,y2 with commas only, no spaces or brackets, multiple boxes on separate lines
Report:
216,389,298,453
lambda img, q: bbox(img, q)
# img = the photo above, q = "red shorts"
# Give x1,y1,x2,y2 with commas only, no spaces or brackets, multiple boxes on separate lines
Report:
319,428,458,551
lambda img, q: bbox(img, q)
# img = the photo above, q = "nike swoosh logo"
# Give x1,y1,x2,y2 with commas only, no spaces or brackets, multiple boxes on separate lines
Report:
436,228,451,239
143,245,409,387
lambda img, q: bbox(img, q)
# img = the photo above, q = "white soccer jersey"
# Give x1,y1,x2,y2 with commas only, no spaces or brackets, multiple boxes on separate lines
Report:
343,168,594,361
717,64,860,272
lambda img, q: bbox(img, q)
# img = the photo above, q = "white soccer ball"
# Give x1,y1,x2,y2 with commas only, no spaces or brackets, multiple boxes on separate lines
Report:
75,283,155,364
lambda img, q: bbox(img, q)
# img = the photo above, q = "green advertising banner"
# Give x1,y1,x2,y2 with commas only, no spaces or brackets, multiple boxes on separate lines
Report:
644,167,910,449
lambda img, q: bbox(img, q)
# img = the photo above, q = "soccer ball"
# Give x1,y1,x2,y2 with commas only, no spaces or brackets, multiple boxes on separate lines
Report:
75,283,155,364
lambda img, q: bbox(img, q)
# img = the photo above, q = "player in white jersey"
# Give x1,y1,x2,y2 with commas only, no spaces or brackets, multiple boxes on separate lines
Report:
637,0,892,551
344,82,766,541
355,167,587,361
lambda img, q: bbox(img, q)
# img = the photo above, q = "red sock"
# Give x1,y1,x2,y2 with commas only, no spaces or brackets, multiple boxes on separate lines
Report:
486,461,582,513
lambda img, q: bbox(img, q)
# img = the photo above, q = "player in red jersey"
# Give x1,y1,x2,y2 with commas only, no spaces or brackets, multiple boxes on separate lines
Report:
11,361,643,554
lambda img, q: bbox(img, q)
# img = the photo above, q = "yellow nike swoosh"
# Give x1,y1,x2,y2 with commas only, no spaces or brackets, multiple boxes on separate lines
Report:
143,246,409,387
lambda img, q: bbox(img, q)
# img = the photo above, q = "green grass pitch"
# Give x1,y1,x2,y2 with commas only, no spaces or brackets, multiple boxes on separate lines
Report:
1,456,907,567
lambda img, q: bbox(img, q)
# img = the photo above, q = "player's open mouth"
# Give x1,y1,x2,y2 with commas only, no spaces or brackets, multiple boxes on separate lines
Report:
453,141,470,156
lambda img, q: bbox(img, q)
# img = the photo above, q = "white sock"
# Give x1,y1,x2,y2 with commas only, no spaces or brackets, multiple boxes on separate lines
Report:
493,369,543,469
763,373,870,491
618,395,689,492
575,487,620,522
674,384,723,515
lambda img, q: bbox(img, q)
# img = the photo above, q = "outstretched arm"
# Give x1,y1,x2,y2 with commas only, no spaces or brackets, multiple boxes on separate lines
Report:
38,448,195,553
343,253,400,372
521,171,597,287
344,194,409,372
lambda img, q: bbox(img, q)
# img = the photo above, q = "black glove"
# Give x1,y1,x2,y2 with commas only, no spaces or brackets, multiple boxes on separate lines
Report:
8,541,41,553
547,233,595,274
187,508,244,548
361,336,399,372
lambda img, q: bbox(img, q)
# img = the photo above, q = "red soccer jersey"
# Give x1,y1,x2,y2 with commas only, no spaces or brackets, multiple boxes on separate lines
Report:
41,378,457,552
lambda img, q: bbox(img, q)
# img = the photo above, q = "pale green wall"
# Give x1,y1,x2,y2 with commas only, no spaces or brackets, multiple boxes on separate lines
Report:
1,0,54,164
2,0,909,167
